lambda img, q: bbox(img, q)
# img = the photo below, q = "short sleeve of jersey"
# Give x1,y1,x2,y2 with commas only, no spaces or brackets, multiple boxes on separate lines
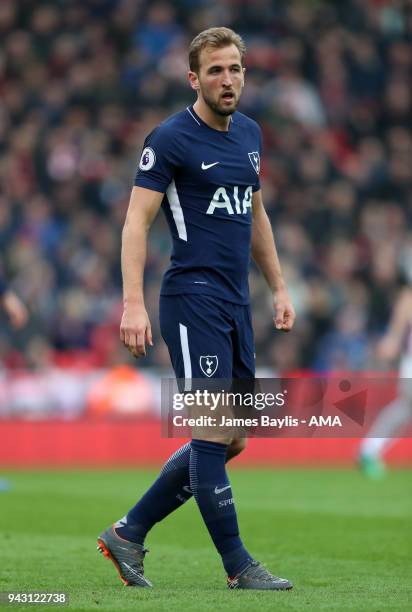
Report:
134,124,183,193
252,125,263,193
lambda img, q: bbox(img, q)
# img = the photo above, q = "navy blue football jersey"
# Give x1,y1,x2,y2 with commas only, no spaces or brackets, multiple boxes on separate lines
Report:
134,105,262,304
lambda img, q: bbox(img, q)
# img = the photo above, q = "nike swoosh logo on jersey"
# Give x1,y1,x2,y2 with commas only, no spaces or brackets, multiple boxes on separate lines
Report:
214,485,231,494
201,161,220,170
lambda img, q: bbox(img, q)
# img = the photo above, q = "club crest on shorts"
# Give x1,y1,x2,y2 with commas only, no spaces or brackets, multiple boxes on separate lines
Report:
199,355,218,377
248,151,260,174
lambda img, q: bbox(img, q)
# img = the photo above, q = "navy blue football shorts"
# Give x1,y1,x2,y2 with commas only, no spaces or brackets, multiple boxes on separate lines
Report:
159,294,255,384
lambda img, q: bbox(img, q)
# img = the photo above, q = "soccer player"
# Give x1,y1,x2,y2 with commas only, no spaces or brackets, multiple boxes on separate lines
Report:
98,27,295,590
359,287,412,478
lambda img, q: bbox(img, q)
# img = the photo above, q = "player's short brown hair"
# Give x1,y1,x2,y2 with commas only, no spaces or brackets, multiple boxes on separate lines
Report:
188,27,246,73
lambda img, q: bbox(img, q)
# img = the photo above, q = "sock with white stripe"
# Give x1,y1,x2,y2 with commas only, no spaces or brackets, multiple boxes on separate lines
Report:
189,439,252,577
115,442,193,544
114,441,242,545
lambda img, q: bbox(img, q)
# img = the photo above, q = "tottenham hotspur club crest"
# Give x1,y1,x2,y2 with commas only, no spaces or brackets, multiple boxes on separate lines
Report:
248,151,260,175
200,355,218,377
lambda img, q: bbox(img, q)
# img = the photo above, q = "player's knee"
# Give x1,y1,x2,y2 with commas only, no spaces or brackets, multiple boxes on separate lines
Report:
193,436,233,445
227,437,247,459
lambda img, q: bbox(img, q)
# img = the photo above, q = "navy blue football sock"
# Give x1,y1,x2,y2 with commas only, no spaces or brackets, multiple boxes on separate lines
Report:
189,439,252,577
115,442,193,544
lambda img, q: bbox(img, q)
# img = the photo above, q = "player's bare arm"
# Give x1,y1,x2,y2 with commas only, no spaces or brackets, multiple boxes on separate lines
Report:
376,287,412,361
120,186,163,357
251,190,295,332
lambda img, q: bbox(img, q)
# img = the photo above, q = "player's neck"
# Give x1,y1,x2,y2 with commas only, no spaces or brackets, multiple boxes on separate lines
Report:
193,100,231,132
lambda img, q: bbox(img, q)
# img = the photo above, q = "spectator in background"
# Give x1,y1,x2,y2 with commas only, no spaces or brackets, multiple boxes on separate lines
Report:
0,273,28,330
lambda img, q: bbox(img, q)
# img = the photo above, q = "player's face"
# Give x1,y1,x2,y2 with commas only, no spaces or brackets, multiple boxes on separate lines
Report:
193,44,245,116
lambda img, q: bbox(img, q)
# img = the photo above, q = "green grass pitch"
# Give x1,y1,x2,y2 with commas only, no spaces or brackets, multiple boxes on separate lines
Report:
0,468,411,611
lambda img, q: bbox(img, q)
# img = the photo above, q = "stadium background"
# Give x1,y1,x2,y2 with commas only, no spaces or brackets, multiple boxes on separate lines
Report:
0,0,411,466
1,3,411,610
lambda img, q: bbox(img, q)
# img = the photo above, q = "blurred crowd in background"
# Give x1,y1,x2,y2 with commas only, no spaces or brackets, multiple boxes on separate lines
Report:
1,0,412,374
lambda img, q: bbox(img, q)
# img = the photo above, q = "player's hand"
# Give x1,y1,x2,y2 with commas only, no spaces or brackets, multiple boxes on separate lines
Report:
273,287,295,332
120,302,153,358
2,291,28,329
376,334,399,362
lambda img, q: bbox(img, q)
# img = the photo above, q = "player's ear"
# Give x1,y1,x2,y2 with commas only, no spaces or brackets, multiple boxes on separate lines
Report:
188,70,200,91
